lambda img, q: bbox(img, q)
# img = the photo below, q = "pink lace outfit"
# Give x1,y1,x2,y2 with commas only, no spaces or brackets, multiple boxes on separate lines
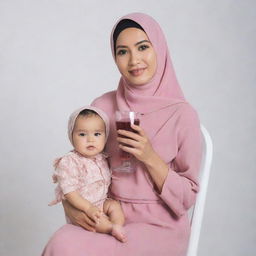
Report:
49,150,111,211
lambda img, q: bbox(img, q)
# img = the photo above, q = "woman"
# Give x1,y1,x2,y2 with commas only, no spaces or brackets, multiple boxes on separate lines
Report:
42,13,202,256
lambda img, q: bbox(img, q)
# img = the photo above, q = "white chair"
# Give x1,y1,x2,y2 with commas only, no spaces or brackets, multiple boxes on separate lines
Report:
186,125,213,256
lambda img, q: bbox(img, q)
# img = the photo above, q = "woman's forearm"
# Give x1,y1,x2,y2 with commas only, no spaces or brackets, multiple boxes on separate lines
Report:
144,152,169,193
62,200,97,232
65,191,92,212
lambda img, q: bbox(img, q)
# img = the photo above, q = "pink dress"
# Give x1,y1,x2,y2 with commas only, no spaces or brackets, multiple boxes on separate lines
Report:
49,151,111,211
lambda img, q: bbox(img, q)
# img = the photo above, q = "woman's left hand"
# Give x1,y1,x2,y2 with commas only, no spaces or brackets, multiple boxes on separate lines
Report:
117,124,155,164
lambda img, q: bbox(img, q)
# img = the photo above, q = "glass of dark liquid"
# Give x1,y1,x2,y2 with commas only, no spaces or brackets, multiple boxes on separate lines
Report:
114,111,141,172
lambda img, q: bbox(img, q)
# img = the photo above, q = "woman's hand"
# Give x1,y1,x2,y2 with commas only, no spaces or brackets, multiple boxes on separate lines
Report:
62,200,97,232
86,205,104,224
117,124,155,164
117,124,169,192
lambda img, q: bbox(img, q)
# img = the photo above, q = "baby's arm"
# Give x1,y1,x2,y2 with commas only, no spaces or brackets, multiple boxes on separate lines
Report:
64,191,102,223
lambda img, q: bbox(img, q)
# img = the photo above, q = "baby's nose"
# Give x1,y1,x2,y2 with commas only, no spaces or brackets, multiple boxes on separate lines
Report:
87,134,95,142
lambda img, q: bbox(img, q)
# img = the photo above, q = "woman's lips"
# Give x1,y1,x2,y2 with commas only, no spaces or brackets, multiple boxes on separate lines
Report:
129,68,146,77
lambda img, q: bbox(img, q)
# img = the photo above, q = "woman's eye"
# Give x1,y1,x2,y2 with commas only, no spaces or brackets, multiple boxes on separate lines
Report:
79,133,86,136
116,49,127,56
138,44,149,51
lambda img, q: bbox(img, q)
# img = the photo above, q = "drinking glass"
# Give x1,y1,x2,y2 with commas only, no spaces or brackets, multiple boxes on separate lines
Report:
114,111,141,172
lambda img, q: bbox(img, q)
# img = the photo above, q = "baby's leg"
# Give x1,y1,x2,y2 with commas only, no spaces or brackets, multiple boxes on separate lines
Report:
103,199,125,226
94,212,112,234
103,199,126,242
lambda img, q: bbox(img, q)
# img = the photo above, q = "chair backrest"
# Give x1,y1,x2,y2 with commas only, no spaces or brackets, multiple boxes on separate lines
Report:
186,125,213,256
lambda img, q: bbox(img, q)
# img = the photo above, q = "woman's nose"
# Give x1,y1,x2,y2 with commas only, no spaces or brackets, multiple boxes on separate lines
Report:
129,51,140,66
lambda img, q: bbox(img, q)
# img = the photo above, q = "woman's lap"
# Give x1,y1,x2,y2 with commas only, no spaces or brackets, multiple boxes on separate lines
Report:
42,224,116,256
42,223,188,256
116,222,187,256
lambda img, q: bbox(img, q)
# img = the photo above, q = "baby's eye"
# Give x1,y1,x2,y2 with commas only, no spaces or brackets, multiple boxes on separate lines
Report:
79,133,86,136
138,44,149,51
116,49,127,56
94,132,101,136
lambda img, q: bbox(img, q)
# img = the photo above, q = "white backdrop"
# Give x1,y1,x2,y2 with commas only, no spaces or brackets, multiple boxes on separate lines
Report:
0,1,255,255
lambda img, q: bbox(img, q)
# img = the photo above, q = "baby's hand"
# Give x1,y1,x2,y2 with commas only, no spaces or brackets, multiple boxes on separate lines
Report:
86,205,103,224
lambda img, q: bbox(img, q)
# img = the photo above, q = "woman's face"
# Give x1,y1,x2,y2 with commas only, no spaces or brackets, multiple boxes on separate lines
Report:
115,27,157,85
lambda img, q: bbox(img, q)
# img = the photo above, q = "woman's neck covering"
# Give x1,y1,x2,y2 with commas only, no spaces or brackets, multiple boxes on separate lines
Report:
110,13,186,114
68,105,110,146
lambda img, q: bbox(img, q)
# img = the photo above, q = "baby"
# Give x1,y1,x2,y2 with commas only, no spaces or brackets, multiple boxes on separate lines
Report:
49,106,126,242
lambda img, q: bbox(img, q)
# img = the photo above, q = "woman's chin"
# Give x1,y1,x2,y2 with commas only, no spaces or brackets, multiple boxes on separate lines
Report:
125,76,153,86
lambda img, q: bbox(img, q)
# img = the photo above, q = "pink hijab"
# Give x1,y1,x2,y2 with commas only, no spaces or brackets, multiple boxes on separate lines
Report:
111,13,186,114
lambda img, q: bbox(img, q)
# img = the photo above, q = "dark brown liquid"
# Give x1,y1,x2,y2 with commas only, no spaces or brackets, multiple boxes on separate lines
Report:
116,119,140,160
116,119,140,132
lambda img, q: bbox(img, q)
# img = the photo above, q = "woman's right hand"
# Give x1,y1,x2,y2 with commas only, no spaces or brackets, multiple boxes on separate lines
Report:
62,200,97,232
86,205,103,224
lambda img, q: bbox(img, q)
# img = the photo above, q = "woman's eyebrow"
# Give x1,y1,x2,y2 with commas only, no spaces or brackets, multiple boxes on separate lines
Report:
116,45,128,49
135,40,151,46
116,40,151,50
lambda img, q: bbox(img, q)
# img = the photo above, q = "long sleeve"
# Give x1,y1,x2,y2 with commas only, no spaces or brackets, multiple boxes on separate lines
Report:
159,107,202,217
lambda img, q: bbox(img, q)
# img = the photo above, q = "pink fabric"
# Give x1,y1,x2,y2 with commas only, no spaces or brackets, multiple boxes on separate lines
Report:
48,151,111,209
42,13,202,256
111,13,185,112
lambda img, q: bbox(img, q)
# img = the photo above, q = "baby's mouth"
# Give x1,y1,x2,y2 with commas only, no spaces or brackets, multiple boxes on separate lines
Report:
87,146,95,150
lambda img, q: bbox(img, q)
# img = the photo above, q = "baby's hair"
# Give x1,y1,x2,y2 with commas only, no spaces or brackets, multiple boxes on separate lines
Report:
76,109,106,135
78,109,99,117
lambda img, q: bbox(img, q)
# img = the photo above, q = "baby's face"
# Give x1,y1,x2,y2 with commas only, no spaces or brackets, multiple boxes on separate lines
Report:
72,114,106,158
